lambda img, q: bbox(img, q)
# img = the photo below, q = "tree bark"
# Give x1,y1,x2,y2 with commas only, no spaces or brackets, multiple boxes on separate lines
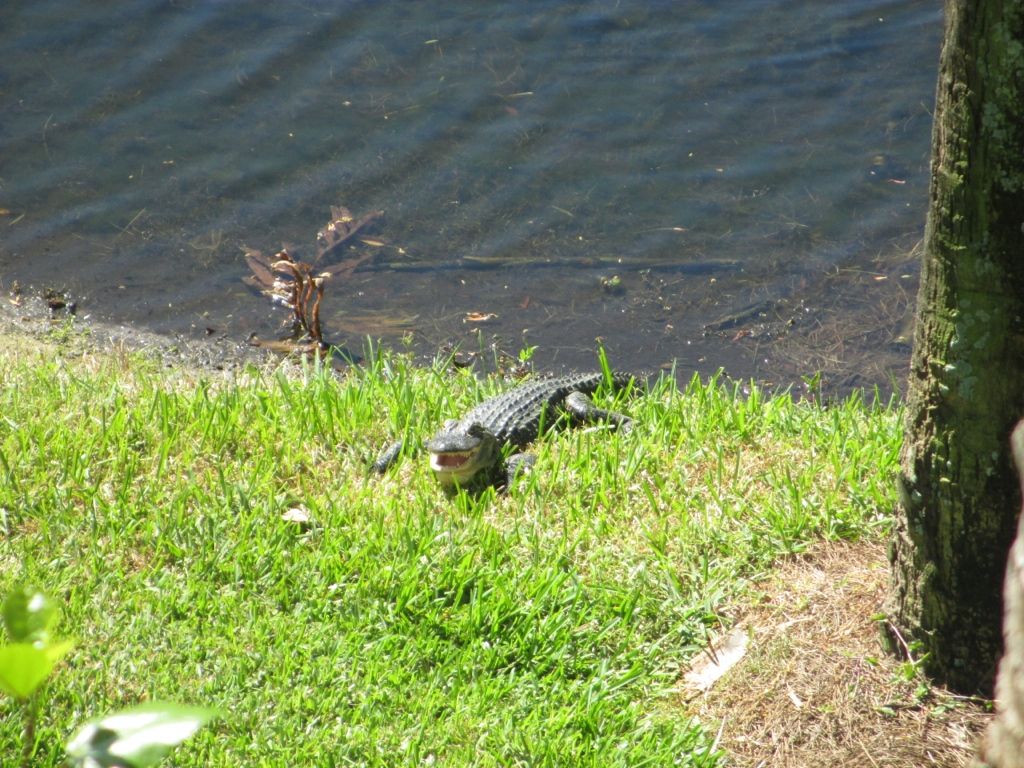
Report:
980,423,1024,766
885,0,1024,695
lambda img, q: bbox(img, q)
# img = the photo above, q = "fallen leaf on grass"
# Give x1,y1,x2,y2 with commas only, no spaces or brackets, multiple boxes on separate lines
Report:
683,627,748,694
787,685,804,709
281,507,313,530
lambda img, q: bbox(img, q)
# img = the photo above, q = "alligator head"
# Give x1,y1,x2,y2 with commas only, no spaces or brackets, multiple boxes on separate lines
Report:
425,421,501,487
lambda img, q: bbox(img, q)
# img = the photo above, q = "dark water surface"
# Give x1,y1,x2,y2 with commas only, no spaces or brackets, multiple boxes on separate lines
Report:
1,1,941,392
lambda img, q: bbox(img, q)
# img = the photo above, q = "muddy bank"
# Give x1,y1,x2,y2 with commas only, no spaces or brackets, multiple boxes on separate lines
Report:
0,258,916,400
0,282,275,374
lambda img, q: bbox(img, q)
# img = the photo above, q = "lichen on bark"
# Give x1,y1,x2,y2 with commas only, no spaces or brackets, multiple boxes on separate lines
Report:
886,0,1024,696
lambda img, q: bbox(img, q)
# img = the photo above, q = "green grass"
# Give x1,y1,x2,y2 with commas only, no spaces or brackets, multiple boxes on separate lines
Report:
0,339,902,766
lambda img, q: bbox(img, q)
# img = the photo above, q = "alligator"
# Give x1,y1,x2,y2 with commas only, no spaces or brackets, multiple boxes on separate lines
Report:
374,371,634,488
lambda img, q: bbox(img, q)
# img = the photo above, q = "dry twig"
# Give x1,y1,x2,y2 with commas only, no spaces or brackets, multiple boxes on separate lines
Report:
242,205,385,352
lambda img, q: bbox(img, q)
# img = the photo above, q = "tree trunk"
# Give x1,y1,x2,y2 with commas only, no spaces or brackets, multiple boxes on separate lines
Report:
885,0,1024,696
980,423,1024,766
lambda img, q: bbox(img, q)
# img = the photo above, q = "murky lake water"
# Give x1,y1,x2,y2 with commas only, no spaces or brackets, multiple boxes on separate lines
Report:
0,1,941,393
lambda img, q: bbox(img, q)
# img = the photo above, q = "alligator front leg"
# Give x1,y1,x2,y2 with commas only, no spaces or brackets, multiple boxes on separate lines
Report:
504,452,536,487
372,439,406,474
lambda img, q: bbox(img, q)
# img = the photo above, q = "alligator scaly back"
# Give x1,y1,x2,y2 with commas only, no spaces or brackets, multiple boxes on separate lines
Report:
451,371,634,449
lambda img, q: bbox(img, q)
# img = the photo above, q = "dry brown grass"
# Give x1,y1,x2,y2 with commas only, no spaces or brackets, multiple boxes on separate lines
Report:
686,539,993,767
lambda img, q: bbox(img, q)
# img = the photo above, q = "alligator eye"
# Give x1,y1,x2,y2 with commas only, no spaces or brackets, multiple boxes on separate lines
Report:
467,423,488,438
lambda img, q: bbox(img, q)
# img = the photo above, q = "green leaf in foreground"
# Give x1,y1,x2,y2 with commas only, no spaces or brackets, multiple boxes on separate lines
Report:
0,640,74,700
3,586,58,645
66,702,220,768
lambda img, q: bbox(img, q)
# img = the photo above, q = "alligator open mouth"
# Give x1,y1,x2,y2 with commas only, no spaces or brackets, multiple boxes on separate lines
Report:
429,451,474,471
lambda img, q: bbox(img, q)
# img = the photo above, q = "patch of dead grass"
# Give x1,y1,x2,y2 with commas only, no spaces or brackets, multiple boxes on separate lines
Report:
687,539,992,767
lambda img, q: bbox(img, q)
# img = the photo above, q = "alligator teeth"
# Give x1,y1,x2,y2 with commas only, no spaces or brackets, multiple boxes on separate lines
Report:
430,451,472,470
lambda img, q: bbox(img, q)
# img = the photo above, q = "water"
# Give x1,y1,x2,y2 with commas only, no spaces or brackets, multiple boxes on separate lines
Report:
0,0,941,392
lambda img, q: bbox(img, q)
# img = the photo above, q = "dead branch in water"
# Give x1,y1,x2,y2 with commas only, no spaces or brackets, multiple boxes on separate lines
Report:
243,205,385,352
315,206,383,264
